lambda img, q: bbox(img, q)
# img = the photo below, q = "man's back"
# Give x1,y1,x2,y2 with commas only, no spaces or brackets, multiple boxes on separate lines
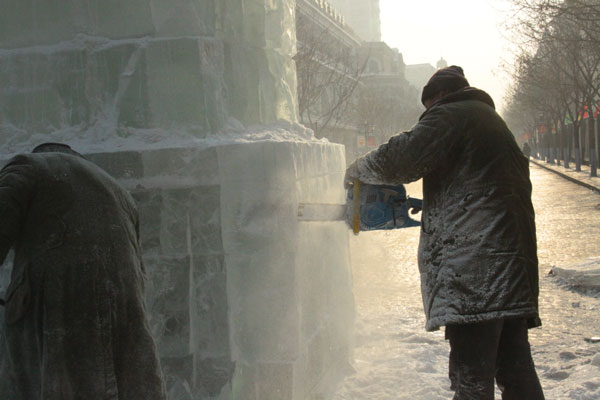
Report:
415,94,539,331
422,98,531,190
344,86,540,332
0,151,165,400
344,65,544,400
12,153,140,265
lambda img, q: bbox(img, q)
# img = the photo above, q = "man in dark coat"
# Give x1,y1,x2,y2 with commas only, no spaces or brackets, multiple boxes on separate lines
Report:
345,66,545,399
0,143,166,399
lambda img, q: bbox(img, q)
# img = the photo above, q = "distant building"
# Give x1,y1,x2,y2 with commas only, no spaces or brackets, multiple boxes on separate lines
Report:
326,0,381,42
358,43,421,149
404,58,448,96
361,43,406,76
436,57,448,69
296,0,360,49
405,63,436,92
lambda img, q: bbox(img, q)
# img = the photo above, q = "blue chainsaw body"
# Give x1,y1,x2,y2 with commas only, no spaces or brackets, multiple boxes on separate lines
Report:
347,183,422,231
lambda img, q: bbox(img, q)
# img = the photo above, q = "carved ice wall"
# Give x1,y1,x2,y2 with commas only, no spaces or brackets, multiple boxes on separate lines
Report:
0,1,354,399
0,0,298,148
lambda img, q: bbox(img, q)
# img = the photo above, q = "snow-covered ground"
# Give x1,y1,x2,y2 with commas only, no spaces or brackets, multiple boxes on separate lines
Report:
334,166,600,399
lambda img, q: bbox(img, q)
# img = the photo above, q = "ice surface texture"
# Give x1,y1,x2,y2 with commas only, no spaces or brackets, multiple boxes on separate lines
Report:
85,143,354,399
0,0,298,153
0,1,353,398
0,131,355,400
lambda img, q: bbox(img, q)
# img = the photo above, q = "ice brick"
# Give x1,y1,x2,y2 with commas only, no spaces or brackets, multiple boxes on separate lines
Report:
232,362,294,400
193,356,234,397
161,354,194,398
87,151,144,179
144,255,192,358
140,148,219,183
226,249,300,363
0,0,155,49
190,255,229,357
132,189,163,255
149,0,216,37
0,36,227,147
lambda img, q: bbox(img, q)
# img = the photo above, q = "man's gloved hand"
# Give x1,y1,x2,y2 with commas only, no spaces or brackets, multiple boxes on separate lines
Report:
344,160,359,189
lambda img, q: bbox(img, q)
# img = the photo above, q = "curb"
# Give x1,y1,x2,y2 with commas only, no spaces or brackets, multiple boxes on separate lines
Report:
529,159,600,195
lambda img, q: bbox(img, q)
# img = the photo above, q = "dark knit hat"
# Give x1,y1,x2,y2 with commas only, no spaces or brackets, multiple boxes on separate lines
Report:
421,65,469,105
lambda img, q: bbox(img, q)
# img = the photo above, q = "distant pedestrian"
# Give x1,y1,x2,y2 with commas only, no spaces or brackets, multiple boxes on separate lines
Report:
345,66,544,399
0,143,166,399
522,141,532,159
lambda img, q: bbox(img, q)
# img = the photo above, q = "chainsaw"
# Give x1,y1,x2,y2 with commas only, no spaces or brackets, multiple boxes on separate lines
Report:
297,179,422,234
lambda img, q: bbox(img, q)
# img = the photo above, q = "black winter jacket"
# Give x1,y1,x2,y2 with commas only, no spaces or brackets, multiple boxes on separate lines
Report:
351,88,541,331
0,152,166,399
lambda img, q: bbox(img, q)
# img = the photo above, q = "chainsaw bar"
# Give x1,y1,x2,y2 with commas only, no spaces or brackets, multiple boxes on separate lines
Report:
297,203,347,222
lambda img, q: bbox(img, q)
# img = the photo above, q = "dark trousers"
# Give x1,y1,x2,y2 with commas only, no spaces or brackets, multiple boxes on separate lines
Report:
445,318,545,400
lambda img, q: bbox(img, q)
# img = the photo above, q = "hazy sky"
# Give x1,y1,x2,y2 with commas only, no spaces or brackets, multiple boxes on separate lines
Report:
379,0,512,113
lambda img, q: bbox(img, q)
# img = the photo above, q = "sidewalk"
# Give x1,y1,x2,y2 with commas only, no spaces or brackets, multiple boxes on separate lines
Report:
530,158,600,292
529,157,600,193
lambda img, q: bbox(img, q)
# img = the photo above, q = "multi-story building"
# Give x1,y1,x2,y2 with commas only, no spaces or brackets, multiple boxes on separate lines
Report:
358,43,421,150
326,0,382,42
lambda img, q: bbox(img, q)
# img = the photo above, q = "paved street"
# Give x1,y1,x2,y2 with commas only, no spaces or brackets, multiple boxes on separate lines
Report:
334,164,600,399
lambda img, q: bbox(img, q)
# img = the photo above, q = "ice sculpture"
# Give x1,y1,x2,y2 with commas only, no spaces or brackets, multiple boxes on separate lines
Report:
0,1,354,399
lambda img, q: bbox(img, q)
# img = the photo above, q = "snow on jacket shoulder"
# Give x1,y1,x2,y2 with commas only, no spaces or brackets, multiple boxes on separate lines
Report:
354,87,541,331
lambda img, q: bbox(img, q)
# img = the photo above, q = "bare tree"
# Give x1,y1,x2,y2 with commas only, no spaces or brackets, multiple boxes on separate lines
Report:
355,83,421,145
294,13,367,137
504,0,600,170
506,0,600,45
